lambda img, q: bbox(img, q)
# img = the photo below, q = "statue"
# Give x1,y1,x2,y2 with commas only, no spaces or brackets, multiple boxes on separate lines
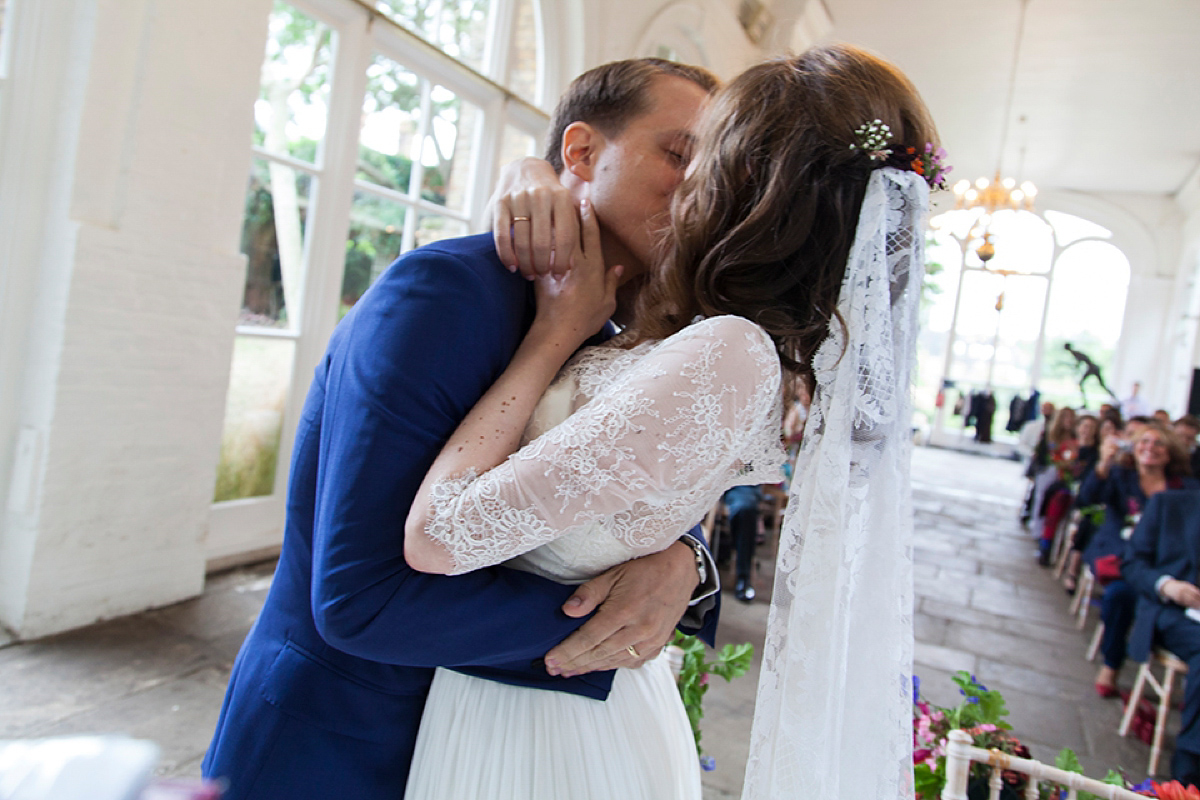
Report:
1063,343,1117,408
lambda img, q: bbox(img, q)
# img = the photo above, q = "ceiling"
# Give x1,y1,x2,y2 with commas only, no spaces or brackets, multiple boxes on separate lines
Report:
808,0,1200,198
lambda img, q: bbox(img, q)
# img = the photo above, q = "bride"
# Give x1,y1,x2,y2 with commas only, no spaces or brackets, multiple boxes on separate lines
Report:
404,43,942,799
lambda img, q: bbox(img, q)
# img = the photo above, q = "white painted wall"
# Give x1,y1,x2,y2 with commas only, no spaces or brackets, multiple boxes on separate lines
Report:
0,0,269,638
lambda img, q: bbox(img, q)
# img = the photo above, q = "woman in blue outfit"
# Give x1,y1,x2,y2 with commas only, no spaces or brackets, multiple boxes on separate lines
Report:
1078,421,1196,696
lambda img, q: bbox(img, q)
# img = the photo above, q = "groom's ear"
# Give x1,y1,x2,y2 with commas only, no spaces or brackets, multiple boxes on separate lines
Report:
561,121,604,182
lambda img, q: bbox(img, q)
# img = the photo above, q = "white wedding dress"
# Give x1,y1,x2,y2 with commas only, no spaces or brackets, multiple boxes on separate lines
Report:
403,314,786,800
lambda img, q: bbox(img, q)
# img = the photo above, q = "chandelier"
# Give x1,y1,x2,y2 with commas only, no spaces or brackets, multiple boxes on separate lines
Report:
952,0,1038,263
952,172,1037,215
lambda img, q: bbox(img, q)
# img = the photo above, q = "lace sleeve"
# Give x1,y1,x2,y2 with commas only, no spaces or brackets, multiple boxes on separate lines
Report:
424,315,786,575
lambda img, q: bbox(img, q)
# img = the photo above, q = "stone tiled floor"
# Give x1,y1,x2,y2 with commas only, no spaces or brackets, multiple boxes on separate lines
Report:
0,446,1168,796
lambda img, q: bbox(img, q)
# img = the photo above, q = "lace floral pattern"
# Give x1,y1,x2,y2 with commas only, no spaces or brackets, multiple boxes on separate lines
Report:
742,169,925,799
424,315,787,578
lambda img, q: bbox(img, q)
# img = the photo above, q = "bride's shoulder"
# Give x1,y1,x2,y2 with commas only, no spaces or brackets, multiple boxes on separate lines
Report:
670,315,776,357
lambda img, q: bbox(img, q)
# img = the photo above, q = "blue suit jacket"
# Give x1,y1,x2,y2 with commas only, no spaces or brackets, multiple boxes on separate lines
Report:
202,234,718,799
1123,490,1200,663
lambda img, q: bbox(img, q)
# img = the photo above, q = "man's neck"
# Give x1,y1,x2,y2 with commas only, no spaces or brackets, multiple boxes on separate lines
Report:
612,274,650,328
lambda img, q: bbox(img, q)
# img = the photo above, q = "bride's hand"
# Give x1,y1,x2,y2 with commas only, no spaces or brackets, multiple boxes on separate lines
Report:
490,157,579,278
529,199,621,350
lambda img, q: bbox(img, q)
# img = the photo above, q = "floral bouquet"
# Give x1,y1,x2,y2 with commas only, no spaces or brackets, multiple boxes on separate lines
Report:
913,671,1195,799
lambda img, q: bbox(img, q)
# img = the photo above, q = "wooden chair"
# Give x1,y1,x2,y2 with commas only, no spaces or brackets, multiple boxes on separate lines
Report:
1053,510,1081,578
940,728,1148,799
1118,647,1191,776
1086,621,1105,662
1070,565,1096,629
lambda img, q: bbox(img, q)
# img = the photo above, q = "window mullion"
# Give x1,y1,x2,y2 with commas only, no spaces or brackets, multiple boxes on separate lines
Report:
482,0,514,84
287,6,371,395
469,96,505,231
400,78,433,254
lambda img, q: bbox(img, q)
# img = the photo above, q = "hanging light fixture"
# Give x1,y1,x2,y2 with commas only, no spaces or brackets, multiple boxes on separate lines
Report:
953,0,1038,241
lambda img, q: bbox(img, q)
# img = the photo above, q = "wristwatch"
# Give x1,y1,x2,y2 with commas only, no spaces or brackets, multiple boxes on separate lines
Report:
683,536,707,587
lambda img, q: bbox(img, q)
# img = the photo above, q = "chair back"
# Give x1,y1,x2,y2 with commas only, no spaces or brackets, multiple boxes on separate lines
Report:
939,729,1147,800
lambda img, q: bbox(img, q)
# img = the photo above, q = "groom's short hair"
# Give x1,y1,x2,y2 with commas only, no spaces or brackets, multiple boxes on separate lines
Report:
544,58,719,173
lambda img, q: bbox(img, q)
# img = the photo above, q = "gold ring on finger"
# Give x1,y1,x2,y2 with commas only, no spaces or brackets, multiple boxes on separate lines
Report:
512,216,531,223
626,644,640,659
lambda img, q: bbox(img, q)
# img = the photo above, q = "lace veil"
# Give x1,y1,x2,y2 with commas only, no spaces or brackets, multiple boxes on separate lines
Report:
741,168,927,799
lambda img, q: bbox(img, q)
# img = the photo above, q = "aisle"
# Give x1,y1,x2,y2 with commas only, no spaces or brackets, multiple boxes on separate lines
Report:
699,445,1156,798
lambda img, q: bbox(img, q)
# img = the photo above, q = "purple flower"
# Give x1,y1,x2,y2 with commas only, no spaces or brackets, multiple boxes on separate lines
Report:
913,675,921,703
700,756,717,772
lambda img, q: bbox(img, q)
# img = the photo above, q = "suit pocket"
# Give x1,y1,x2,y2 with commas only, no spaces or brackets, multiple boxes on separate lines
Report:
260,641,427,743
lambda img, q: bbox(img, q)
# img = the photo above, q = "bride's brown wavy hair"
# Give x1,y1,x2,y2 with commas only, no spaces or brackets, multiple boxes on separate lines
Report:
628,44,938,383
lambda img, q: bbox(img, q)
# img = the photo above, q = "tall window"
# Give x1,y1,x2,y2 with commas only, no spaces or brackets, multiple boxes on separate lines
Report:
920,207,1129,441
211,0,547,542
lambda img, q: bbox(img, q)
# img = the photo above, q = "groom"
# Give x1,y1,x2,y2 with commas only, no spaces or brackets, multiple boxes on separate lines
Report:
202,58,720,799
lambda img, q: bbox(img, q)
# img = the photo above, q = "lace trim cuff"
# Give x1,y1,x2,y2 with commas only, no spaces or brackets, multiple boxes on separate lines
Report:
424,467,557,576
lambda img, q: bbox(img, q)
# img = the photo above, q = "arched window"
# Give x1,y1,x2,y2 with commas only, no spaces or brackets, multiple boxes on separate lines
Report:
921,207,1130,445
209,0,550,561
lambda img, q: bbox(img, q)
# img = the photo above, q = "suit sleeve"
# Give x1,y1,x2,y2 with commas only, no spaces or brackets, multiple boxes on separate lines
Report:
1123,492,1171,600
308,250,589,668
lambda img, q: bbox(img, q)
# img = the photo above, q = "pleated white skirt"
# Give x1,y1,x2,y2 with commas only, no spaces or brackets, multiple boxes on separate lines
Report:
404,652,701,799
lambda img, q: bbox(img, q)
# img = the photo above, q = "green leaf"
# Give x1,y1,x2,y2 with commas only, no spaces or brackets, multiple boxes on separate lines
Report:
913,762,945,800
1055,748,1083,773
1102,769,1125,786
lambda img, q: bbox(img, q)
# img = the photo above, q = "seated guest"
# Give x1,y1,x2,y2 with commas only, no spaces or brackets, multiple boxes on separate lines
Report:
1028,407,1077,534
1063,415,1126,593
1175,415,1200,477
1039,414,1099,566
1123,489,1200,785
1077,421,1197,697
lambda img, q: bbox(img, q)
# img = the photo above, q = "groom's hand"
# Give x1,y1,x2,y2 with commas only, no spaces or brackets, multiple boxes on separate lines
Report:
544,542,698,676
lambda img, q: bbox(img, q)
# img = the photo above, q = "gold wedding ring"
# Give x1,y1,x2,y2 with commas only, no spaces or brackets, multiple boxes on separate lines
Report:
511,215,531,223
626,644,640,659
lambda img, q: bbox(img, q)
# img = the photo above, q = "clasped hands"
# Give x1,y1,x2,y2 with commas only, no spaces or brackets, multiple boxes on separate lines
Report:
544,540,700,677
1162,578,1200,609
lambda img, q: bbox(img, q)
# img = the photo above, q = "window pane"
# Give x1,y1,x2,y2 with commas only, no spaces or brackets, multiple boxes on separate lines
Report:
414,213,469,250
505,0,540,104
967,210,1053,274
359,59,481,215
254,2,334,163
375,0,491,72
1040,241,1130,405
359,56,423,192
430,84,481,212
499,125,539,172
238,158,313,328
213,336,296,502
341,191,408,316
949,270,1048,401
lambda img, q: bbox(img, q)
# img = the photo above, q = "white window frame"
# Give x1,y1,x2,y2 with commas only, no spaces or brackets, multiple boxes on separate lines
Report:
208,0,550,566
